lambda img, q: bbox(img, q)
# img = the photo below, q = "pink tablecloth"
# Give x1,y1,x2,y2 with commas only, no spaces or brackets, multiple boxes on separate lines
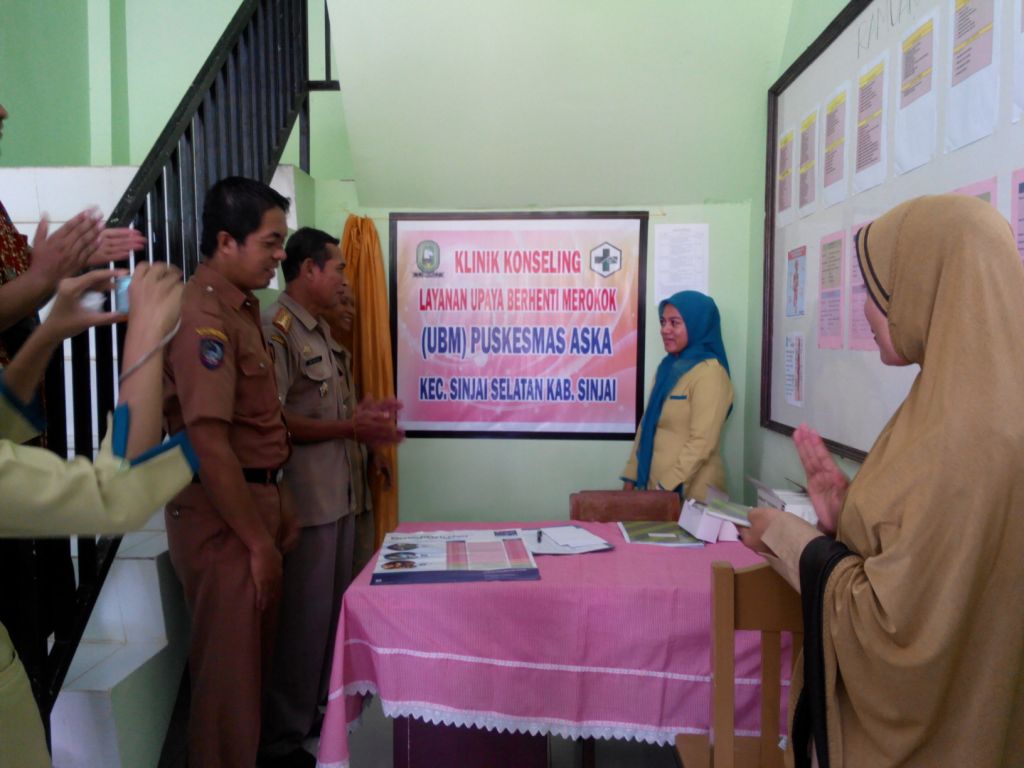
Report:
316,521,771,768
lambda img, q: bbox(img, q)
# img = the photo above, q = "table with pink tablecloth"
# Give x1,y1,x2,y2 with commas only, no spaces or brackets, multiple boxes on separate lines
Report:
316,521,771,768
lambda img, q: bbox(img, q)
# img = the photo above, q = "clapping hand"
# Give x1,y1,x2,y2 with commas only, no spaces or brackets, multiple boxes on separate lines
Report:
126,262,183,342
28,211,104,285
353,396,405,447
95,226,147,264
792,424,848,535
29,209,146,287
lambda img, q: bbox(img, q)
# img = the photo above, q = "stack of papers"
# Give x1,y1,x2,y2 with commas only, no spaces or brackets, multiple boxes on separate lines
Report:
524,525,613,555
617,521,703,547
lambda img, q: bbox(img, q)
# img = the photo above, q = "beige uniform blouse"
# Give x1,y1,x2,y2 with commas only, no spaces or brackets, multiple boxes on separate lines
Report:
622,358,732,502
0,381,196,767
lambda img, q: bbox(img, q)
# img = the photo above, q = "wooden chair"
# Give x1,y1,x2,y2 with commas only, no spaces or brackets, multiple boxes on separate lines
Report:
569,489,681,523
569,489,680,767
675,561,803,768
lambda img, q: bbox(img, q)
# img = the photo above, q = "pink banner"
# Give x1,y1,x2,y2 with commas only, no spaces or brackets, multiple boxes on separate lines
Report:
392,215,644,435
818,232,845,349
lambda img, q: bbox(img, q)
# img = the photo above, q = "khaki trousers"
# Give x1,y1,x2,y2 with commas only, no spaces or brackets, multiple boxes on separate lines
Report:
166,483,282,768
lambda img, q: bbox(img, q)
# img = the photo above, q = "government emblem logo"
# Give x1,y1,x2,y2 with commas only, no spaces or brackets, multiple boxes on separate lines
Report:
415,240,441,275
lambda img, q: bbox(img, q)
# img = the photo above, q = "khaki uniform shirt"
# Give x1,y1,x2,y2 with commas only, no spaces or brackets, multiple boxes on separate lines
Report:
263,293,352,527
163,263,289,472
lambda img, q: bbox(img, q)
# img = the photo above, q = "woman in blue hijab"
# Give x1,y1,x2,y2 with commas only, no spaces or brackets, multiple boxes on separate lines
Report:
621,291,732,501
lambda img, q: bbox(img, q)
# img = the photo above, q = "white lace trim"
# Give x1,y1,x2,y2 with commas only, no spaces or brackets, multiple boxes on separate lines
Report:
340,681,704,745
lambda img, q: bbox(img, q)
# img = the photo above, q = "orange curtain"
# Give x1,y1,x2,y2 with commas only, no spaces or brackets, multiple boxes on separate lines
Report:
341,214,398,544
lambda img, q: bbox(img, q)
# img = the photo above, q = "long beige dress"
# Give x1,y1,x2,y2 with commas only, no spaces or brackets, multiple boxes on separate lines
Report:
764,195,1024,767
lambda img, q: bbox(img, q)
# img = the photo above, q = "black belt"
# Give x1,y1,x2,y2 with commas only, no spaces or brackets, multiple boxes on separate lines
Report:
191,467,282,485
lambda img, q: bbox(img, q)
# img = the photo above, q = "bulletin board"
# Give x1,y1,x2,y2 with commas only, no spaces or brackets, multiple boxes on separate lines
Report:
390,212,648,439
763,0,1024,460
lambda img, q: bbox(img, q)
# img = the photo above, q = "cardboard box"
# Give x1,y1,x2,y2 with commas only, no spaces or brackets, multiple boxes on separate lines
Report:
678,499,741,543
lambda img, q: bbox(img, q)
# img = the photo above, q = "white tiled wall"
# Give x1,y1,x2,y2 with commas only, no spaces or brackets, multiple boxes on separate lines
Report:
0,166,139,236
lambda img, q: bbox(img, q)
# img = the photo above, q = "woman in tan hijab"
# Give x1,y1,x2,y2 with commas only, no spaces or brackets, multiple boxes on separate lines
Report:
742,195,1024,767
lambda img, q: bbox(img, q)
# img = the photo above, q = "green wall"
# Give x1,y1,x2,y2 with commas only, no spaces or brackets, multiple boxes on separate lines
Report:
312,196,752,521
0,1,91,165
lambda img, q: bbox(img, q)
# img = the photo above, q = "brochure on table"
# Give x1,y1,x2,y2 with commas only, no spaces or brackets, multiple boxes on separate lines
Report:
617,520,703,547
372,529,540,585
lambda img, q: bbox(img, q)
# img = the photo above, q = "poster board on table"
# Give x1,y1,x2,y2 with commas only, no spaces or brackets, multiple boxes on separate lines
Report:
390,212,648,439
764,0,1024,460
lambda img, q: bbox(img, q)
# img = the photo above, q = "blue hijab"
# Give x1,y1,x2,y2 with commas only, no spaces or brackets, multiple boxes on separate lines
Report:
634,291,730,490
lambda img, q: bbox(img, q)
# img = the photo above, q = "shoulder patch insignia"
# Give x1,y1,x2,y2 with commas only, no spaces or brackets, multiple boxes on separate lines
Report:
195,327,228,343
273,308,293,334
199,338,226,370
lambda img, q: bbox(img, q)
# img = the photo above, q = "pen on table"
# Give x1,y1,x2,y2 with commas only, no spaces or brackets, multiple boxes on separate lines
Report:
537,529,543,543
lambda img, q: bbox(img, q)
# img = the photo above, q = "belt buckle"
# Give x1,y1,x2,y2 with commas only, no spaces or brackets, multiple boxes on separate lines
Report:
273,468,283,484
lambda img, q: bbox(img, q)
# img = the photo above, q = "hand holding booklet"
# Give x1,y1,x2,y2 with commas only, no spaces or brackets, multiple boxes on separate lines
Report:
704,497,752,528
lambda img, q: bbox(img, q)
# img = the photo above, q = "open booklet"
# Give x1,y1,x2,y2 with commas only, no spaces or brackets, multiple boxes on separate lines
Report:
701,485,753,528
617,520,703,547
371,530,540,585
704,497,752,528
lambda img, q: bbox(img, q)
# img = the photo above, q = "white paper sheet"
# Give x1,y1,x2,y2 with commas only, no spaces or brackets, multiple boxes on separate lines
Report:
853,53,889,195
895,12,939,174
798,108,819,217
654,223,709,301
822,83,850,208
947,0,1000,151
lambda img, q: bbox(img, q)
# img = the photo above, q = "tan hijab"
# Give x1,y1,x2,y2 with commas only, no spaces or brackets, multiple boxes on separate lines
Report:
815,195,1024,766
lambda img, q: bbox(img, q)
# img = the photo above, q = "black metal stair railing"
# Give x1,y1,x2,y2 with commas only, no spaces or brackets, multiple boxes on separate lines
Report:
5,0,340,741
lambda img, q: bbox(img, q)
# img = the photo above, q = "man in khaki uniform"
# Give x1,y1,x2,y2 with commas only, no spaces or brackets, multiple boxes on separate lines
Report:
163,177,296,768
326,287,384,576
260,228,401,768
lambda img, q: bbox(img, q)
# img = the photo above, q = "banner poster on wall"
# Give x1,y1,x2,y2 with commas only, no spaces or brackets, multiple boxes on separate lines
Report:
390,213,648,438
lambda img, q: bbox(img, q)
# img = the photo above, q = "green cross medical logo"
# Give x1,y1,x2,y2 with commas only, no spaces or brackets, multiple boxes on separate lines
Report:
589,242,622,277
416,240,441,274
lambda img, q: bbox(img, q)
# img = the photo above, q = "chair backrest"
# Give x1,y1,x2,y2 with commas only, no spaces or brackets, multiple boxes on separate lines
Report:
712,560,803,768
569,489,681,522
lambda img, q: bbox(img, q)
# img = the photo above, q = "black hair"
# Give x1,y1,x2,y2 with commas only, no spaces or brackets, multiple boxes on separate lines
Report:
199,176,290,257
281,227,341,283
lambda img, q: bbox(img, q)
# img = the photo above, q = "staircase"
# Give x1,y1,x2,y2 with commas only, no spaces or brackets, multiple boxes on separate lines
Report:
1,0,339,762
